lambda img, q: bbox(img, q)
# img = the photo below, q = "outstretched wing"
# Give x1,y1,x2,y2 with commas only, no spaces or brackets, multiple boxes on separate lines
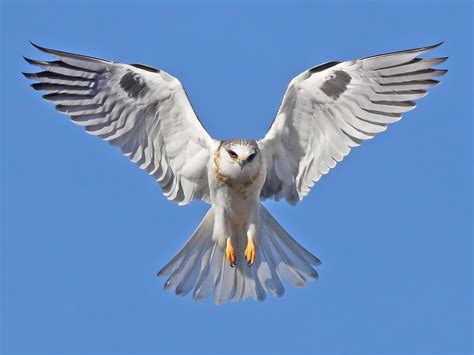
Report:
259,43,447,204
24,43,214,205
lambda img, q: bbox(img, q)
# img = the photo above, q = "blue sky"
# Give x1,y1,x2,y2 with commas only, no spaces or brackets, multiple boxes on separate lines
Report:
1,0,472,354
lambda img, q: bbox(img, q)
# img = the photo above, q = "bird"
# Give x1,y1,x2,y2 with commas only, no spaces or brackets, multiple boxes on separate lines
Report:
23,42,447,304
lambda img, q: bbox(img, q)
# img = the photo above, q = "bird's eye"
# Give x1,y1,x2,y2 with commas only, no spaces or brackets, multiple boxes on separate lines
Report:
247,153,256,162
227,150,237,159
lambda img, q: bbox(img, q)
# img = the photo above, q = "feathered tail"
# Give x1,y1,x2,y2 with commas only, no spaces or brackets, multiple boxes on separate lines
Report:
157,205,320,304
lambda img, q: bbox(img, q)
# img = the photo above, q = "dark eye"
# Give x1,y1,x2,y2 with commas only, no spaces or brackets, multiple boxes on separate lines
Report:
227,150,237,159
247,153,256,162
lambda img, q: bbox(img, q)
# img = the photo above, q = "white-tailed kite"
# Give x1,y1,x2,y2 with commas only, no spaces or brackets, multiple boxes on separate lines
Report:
24,42,447,304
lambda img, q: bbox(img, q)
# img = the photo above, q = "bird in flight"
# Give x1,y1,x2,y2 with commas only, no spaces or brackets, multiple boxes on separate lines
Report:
24,42,446,304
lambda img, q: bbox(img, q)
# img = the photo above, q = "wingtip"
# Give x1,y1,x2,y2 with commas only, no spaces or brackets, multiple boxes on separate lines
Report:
430,41,445,49
415,41,445,53
29,41,61,56
23,55,35,65
29,41,47,52
27,41,113,65
22,71,35,79
31,82,46,91
29,40,41,49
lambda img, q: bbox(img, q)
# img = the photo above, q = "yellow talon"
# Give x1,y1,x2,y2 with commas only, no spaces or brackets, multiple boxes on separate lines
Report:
244,239,256,265
226,238,236,267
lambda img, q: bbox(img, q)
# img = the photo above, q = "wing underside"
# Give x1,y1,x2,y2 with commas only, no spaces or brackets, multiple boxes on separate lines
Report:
260,43,447,204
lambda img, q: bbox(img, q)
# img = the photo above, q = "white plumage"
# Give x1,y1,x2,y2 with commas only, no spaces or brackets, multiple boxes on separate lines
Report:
24,42,446,304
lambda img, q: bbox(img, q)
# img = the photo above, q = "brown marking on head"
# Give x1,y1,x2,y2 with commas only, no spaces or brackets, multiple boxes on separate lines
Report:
213,142,228,184
222,138,259,152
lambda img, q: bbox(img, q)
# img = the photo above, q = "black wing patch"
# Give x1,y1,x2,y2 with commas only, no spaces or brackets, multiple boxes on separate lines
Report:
320,70,351,99
119,70,149,99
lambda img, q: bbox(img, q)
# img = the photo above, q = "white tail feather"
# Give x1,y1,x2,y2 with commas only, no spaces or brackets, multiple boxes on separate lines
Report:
157,205,320,304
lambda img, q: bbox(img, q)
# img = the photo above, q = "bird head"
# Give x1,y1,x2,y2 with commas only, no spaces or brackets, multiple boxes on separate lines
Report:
219,139,261,180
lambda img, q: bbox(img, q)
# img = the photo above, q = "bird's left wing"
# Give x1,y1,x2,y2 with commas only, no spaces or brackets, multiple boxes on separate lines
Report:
24,43,214,205
259,43,447,204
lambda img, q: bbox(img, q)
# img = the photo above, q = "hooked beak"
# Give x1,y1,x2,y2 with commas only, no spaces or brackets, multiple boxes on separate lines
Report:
237,159,246,170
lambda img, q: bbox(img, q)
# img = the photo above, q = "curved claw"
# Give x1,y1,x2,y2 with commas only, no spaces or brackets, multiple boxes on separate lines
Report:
225,238,236,268
244,239,256,266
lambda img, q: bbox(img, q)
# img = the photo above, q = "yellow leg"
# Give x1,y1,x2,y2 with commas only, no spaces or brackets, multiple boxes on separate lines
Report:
226,237,236,268
244,238,256,266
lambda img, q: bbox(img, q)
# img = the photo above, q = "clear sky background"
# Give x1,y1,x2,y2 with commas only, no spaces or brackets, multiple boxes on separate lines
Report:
1,0,472,354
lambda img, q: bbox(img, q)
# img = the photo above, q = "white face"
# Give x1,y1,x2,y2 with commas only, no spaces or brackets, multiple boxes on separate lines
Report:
219,142,260,180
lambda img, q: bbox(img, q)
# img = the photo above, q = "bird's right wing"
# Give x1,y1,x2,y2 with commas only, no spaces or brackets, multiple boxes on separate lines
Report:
259,43,447,204
24,43,214,205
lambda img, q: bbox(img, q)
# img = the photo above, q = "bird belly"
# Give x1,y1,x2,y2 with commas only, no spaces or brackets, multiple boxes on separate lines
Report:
214,183,260,226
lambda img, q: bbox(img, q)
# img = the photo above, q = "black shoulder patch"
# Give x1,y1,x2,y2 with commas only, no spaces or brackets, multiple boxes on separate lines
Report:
320,70,351,100
119,70,149,99
130,63,161,73
309,61,340,74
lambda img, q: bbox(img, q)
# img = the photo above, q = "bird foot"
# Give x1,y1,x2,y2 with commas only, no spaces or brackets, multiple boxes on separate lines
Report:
244,239,256,266
226,238,235,267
